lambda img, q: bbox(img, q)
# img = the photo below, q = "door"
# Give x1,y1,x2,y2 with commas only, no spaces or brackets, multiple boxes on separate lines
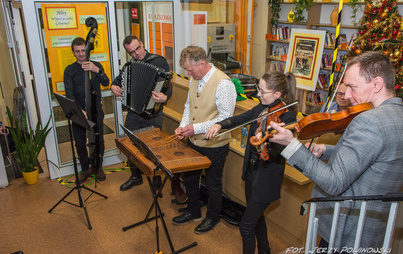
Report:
20,0,175,179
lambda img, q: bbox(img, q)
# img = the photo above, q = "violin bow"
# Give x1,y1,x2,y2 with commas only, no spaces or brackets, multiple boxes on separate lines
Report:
307,63,347,151
323,63,347,113
207,100,299,140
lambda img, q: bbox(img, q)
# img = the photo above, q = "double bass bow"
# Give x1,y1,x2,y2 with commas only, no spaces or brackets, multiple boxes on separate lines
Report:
84,17,102,175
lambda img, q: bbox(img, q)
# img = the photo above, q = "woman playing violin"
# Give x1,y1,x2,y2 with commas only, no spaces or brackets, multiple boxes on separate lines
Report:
205,71,297,254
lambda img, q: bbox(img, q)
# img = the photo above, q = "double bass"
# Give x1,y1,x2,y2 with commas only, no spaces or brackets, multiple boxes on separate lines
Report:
84,17,102,175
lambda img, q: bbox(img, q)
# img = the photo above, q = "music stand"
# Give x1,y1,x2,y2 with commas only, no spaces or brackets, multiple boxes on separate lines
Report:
121,126,197,254
48,93,108,230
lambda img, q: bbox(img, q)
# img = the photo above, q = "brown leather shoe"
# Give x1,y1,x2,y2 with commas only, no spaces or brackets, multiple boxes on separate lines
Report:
96,169,106,181
78,170,93,184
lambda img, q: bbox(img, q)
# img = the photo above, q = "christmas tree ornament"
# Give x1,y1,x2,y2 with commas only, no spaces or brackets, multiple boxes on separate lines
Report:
355,49,362,55
393,50,402,59
365,3,372,12
381,11,388,19
392,30,398,37
373,19,379,25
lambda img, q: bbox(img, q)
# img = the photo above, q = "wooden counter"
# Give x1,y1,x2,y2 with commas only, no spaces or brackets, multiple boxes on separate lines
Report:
162,76,319,246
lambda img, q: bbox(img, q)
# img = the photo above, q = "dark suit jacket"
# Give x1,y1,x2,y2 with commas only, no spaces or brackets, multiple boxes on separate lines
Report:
287,97,403,248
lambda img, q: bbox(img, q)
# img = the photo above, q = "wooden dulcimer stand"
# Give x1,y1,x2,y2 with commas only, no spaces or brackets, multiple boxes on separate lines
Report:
116,126,211,254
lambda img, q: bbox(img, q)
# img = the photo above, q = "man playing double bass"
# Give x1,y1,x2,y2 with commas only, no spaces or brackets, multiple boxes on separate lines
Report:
111,35,171,191
269,51,403,250
64,37,110,183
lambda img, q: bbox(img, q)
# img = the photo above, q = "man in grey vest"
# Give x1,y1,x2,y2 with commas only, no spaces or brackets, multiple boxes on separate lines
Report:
172,46,237,234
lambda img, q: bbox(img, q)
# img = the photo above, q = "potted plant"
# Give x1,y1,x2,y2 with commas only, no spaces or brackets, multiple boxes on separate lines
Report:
6,107,52,184
288,0,314,23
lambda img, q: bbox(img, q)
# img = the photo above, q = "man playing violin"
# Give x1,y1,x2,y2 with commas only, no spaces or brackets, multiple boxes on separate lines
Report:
269,51,403,250
320,82,351,113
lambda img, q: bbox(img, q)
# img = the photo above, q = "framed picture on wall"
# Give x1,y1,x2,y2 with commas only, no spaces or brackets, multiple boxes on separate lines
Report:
285,29,326,91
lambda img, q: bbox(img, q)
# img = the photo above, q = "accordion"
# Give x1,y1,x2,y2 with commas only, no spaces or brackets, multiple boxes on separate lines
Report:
121,61,172,118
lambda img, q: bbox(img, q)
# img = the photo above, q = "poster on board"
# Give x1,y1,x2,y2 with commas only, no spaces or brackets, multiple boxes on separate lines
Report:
41,3,111,94
285,29,326,92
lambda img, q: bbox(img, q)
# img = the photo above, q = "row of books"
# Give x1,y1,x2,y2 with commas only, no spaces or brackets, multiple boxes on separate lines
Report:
306,89,328,106
324,32,335,47
272,26,292,41
270,45,288,59
320,53,349,69
269,62,286,72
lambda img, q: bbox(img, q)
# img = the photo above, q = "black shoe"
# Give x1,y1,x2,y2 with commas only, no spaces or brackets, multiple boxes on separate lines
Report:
194,218,220,234
78,170,93,184
120,176,143,191
172,210,202,225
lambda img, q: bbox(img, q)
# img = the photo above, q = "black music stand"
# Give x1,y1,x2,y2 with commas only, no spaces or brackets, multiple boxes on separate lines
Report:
121,126,197,254
48,93,108,230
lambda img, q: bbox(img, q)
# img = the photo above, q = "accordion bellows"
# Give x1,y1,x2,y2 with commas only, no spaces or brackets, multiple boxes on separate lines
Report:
121,61,172,118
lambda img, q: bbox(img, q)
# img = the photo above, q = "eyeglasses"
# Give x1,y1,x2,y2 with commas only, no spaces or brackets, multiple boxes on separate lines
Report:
129,45,142,55
256,86,275,95
336,92,345,97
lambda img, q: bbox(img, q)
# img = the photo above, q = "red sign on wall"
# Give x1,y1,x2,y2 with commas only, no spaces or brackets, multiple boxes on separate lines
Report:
132,8,138,19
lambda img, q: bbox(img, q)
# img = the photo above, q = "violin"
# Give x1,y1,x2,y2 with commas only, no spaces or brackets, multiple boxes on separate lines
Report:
250,102,374,147
254,101,289,161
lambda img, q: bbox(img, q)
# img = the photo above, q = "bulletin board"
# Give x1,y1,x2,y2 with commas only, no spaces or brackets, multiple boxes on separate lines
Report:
41,3,111,94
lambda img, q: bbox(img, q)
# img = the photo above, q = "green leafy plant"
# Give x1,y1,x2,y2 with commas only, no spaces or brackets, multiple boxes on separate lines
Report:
6,106,52,172
348,0,363,26
269,0,282,26
289,0,314,23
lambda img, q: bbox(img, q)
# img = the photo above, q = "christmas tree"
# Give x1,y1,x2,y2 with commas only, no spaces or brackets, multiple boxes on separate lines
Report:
350,0,403,98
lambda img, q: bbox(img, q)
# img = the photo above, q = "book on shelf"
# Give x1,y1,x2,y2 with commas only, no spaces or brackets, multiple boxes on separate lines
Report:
269,62,285,72
325,32,335,47
317,73,329,89
306,89,328,106
338,34,348,49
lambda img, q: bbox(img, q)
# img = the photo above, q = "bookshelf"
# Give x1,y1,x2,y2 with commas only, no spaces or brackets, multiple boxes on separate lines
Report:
266,1,359,113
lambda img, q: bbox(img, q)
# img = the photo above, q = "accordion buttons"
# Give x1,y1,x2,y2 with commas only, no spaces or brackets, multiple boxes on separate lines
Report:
195,106,198,109
197,95,200,98
193,118,195,121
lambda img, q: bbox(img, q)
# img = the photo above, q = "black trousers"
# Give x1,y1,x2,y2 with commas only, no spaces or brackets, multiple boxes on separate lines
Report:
183,141,229,220
124,111,163,175
72,108,104,171
239,178,271,254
